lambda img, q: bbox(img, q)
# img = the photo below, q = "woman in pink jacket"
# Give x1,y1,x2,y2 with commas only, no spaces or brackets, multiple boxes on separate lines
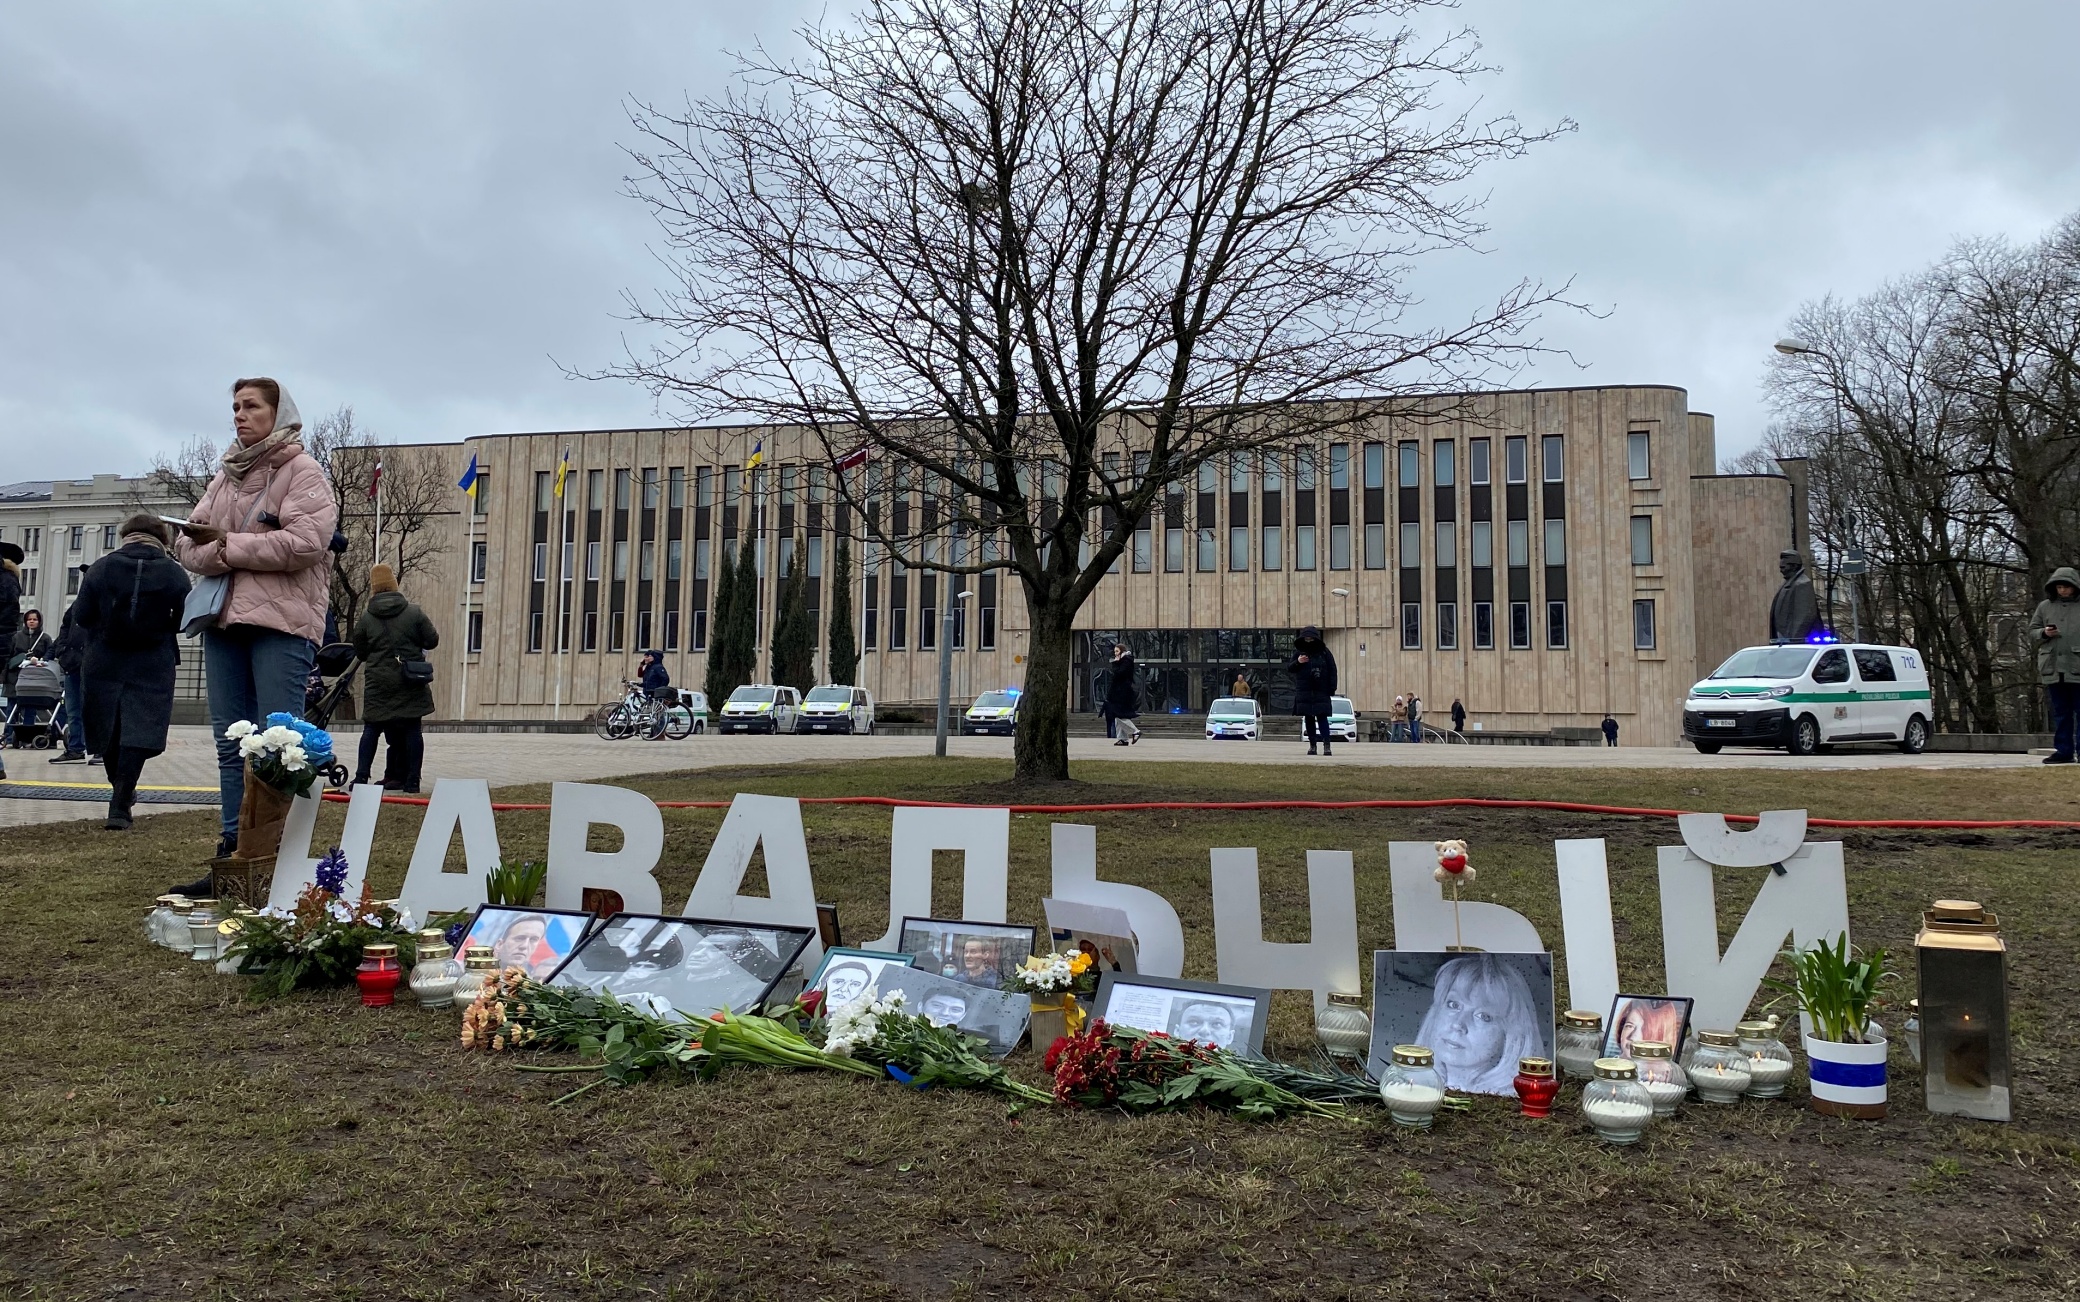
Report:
173,378,338,860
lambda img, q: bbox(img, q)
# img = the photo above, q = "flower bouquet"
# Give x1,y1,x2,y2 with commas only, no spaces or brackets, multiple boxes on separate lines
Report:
817,989,1054,1106
1004,950,1098,1050
224,712,335,859
226,847,418,997
1045,1020,1348,1119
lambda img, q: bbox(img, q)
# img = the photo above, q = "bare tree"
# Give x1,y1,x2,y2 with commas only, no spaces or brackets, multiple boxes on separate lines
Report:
604,0,1570,778
306,408,452,632
138,433,221,509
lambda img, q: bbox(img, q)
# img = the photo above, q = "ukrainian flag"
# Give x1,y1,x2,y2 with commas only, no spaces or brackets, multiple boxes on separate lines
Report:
553,447,572,498
745,438,765,470
457,452,480,498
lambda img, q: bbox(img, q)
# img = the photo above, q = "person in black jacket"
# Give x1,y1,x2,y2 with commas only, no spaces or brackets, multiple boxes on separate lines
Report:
50,602,91,763
1287,625,1338,756
0,541,20,782
350,563,440,792
1102,642,1141,745
73,516,192,829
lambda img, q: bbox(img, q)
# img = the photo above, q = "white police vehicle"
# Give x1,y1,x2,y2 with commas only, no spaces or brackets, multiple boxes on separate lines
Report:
1328,696,1359,744
1682,640,1932,757
795,685,875,734
1204,696,1262,741
718,684,801,735
961,688,1021,736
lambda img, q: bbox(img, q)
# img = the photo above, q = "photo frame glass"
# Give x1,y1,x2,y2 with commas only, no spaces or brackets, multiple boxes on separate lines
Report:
453,905,595,982
896,916,1036,991
546,914,813,1022
1603,993,1696,1059
866,965,1031,1059
1368,950,1556,1095
809,947,918,1008
1091,972,1271,1057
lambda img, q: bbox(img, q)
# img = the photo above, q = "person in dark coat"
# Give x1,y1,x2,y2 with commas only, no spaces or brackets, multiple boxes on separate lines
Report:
638,649,671,699
1287,625,1338,756
351,563,440,791
4,606,50,747
73,516,191,829
1450,698,1466,734
0,541,20,782
2030,566,2080,763
1601,715,1619,747
51,602,91,762
1102,642,1141,745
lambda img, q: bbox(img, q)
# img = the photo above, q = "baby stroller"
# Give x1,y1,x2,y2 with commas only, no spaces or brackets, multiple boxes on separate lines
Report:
302,642,361,790
2,658,64,749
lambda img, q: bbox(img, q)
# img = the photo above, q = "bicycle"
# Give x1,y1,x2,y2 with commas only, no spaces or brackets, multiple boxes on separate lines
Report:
591,681,665,741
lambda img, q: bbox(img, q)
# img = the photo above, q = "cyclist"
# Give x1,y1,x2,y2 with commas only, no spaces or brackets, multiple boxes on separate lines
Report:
637,649,671,700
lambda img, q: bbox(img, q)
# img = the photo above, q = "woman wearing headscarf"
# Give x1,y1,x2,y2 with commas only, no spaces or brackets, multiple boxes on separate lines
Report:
350,562,439,792
173,378,338,859
1286,625,1338,756
73,516,192,829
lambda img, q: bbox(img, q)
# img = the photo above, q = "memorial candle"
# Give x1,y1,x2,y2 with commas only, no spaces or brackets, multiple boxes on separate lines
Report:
1380,1045,1446,1129
1689,1030,1752,1103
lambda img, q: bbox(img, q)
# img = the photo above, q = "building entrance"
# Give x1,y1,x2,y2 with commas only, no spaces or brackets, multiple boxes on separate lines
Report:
1074,629,1304,716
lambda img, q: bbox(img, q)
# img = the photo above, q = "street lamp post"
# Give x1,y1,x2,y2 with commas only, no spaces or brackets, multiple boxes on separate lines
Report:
935,589,976,757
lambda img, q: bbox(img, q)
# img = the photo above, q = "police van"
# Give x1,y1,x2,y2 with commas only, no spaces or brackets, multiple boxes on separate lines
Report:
1682,642,1933,756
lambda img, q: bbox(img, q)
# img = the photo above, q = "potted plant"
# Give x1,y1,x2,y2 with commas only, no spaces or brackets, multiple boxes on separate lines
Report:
1767,933,1894,1119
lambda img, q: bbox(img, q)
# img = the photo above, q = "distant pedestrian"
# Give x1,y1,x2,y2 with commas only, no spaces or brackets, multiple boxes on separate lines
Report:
4,607,50,747
1602,715,1619,747
351,563,440,792
1407,694,1423,743
1389,694,1408,742
0,540,20,781
1231,670,1251,698
50,603,90,763
1287,626,1338,756
2031,566,2080,764
1103,643,1142,745
74,516,190,830
1450,698,1466,734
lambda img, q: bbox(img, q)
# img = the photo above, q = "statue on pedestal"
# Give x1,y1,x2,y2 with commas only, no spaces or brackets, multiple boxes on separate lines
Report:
1770,550,1821,643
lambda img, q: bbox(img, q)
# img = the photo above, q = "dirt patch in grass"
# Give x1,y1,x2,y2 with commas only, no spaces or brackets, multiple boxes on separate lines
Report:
3,759,2078,1299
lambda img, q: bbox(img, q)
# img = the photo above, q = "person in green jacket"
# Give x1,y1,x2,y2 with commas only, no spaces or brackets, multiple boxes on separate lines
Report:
350,563,439,791
2032,566,2080,764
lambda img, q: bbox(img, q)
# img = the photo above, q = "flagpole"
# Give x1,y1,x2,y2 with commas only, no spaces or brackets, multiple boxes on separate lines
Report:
458,504,474,722
373,476,383,569
551,493,569,721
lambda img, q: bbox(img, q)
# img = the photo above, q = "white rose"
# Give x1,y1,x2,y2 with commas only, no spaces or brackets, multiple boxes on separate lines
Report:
283,744,307,765
261,725,298,749
238,735,266,757
225,720,256,740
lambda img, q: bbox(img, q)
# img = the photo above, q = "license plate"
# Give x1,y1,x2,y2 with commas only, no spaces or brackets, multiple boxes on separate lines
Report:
1707,719,1737,728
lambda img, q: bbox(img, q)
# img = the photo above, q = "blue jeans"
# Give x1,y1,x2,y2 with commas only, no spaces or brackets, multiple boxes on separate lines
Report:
204,625,316,839
62,670,86,753
2049,681,2080,758
1406,719,1421,743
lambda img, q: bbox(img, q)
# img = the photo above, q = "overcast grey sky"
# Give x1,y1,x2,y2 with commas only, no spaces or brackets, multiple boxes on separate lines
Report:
4,1,2076,481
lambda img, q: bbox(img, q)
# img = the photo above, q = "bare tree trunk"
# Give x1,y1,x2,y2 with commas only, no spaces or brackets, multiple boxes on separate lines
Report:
1015,595,1078,781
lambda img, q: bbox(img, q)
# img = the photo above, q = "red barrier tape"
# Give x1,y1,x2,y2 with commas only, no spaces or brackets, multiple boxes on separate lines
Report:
316,789,2080,829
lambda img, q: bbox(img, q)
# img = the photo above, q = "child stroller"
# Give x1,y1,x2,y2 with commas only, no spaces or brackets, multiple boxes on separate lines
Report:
302,642,361,790
2,657,63,750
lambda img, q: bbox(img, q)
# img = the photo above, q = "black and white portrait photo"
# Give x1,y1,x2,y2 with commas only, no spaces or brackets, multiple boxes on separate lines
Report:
1368,951,1555,1094
808,948,918,1009
867,966,1030,1059
1092,973,1272,1056
547,915,812,1022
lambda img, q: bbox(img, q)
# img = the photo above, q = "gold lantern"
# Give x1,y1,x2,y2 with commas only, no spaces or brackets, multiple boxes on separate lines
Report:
1916,900,2010,1123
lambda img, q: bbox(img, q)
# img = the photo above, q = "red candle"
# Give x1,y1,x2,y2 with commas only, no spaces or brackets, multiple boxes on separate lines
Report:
356,943,403,1008
1514,1056,1560,1118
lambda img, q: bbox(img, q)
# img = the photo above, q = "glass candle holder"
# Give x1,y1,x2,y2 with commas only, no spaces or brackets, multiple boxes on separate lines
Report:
1557,1010,1603,1079
1903,999,1922,1066
1380,1045,1446,1129
148,895,183,948
1513,1056,1560,1118
186,899,221,961
1736,1020,1795,1100
410,940,462,1009
1625,1039,1688,1117
1315,992,1372,1060
356,943,403,1007
1689,1030,1752,1103
450,944,498,1010
1582,1058,1655,1143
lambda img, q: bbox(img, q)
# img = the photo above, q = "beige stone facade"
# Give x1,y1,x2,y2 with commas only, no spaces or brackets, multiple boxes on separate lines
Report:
327,384,1790,745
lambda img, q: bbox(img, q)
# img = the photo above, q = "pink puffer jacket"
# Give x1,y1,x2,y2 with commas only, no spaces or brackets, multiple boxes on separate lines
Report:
176,442,338,643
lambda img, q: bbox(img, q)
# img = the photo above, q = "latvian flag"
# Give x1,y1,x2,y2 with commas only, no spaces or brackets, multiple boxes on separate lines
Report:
835,444,871,472
366,459,383,500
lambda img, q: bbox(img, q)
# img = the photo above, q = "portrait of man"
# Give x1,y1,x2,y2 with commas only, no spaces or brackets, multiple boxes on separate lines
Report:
1091,974,1270,1056
1170,998,1244,1051
897,918,1036,994
459,906,592,983
821,961,875,1008
552,917,810,1022
808,949,917,1010
490,913,550,978
956,936,1005,989
921,989,971,1027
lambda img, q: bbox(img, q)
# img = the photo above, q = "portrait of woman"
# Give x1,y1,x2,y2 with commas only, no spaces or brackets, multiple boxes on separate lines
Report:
1406,953,1552,1095
1606,994,1694,1058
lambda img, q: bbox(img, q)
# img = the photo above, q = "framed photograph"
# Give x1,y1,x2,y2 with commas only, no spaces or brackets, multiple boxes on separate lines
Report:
1604,993,1695,1059
808,947,917,1008
816,903,843,950
1091,972,1271,1057
545,914,814,1023
453,905,595,982
1043,897,1138,975
868,965,1031,1060
896,916,1036,991
1368,951,1556,1095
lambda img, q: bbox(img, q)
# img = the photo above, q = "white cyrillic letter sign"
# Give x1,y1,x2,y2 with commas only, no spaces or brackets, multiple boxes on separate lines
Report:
397,779,502,917
1555,838,1620,1016
544,781,662,916
1210,848,1360,1012
866,806,1010,951
1047,822,1186,978
267,786,384,910
1658,840,1850,1031
683,794,824,963
1388,841,1545,954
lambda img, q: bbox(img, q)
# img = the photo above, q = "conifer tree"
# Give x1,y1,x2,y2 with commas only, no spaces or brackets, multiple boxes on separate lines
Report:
826,535,858,686
704,542,738,708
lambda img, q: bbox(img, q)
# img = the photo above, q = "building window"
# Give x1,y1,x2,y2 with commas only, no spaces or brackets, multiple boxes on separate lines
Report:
1164,528,1184,572
591,468,607,510
1196,527,1217,572
1437,602,1458,650
1542,435,1564,482
1627,431,1652,480
636,611,653,649
1469,439,1490,485
585,540,601,581
1398,522,1420,568
667,538,684,580
642,468,660,510
1363,442,1384,490
467,610,484,653
1401,602,1420,649
528,611,543,651
1546,601,1568,648
920,600,937,650
1133,527,1152,572
471,470,490,515
693,609,708,650
471,541,488,583
20,569,36,597
609,612,625,653
1434,521,1456,567
1398,441,1419,487
1633,599,1657,650
1509,601,1531,649
67,566,84,595
1330,524,1351,570
694,539,710,579
1630,515,1653,566
1329,444,1349,489
21,527,41,553
1506,520,1529,567
1261,525,1281,571
1433,440,1456,486
640,541,656,582
1363,522,1385,570
1504,437,1527,484
808,537,823,577
101,524,117,549
614,469,631,510
891,604,907,650
1229,526,1248,571
664,609,680,651
980,605,997,650
69,525,83,551
1543,519,1566,566
583,611,598,652
613,541,629,581
1473,601,1493,649
535,470,553,511
951,605,967,650
1296,524,1316,571
532,542,547,581
560,540,575,582
1470,521,1492,568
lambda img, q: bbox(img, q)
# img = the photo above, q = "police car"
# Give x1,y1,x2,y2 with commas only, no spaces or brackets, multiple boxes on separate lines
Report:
717,684,801,734
1682,640,1932,756
1204,696,1262,741
961,688,1021,736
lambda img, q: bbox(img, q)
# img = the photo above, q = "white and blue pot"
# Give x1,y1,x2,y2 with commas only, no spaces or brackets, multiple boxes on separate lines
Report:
1802,1024,1888,1120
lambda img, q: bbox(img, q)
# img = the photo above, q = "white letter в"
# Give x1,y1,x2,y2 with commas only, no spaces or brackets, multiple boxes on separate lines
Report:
545,781,664,916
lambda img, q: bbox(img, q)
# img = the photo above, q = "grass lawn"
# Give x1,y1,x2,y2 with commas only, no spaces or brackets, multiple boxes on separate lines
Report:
4,758,2077,1300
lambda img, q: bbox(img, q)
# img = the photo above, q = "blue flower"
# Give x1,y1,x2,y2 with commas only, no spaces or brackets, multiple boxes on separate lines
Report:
443,920,466,948
314,846,350,896
266,711,298,728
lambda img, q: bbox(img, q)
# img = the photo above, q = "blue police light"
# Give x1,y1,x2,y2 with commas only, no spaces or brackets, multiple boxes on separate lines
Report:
1805,630,1841,645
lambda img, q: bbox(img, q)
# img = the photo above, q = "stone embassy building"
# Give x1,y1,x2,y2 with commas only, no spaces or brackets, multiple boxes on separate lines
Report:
358,384,1796,745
